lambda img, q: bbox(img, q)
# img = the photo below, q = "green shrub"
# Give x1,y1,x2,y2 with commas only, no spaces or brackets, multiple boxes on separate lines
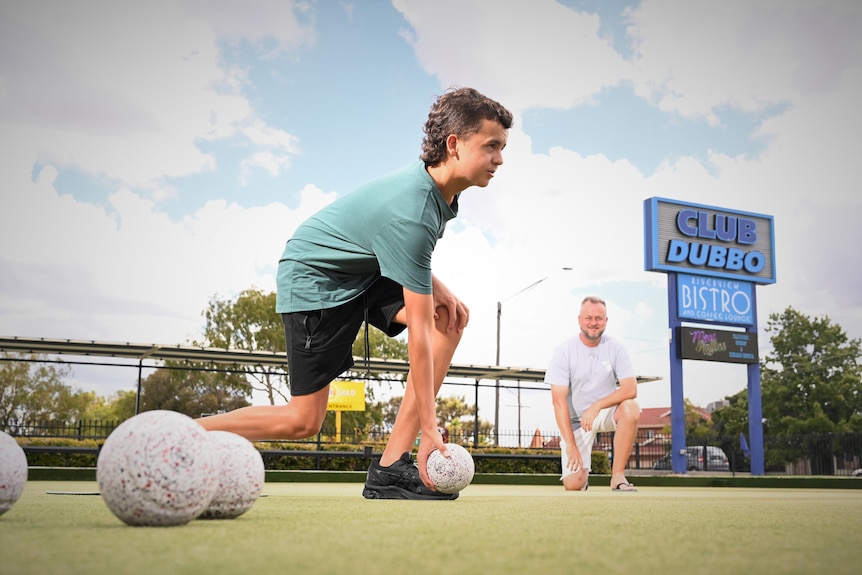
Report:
17,437,100,467
590,450,610,474
254,442,376,472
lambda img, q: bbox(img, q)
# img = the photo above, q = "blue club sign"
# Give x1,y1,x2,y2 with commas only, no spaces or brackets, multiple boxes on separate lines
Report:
644,196,776,477
644,197,776,284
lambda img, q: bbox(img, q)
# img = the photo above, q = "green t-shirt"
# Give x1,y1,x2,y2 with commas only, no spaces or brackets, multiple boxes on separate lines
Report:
276,161,458,312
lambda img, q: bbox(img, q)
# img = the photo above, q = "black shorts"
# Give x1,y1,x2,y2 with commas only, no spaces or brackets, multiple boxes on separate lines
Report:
282,276,407,396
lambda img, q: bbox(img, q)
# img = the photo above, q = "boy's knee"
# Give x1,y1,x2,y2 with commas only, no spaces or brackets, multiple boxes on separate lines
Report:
433,306,465,342
291,420,324,439
273,404,325,439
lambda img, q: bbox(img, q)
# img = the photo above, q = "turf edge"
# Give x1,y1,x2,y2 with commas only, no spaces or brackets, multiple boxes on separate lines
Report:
24,467,862,489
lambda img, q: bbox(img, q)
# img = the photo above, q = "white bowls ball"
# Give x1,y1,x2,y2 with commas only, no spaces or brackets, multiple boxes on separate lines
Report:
427,443,475,494
0,430,28,517
97,410,220,526
198,430,265,520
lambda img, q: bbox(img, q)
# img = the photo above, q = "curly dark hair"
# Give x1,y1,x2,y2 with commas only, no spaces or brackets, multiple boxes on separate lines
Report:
420,87,513,167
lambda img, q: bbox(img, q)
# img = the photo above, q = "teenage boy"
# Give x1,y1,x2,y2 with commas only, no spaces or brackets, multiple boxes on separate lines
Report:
199,87,513,499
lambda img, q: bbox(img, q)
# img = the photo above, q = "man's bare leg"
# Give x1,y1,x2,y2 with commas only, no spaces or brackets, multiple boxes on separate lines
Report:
196,389,330,441
610,399,640,489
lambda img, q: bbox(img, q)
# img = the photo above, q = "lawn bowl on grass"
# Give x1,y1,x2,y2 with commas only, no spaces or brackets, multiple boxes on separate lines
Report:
96,410,220,526
0,430,28,517
198,430,265,520
427,443,475,494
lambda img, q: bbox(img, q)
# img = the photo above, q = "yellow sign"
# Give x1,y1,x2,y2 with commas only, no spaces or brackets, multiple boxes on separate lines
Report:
327,380,366,412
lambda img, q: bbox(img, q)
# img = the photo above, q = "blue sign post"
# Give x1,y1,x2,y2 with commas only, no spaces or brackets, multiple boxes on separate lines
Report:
746,296,765,476
645,197,775,476
666,274,687,474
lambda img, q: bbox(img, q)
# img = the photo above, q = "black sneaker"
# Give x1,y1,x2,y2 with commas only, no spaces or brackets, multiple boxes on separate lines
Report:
362,452,458,500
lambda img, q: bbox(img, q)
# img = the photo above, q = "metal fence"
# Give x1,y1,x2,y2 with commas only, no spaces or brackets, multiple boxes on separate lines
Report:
8,419,121,441
8,420,861,477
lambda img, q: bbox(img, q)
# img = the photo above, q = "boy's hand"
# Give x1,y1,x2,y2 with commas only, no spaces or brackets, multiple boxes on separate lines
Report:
417,428,448,490
431,275,469,333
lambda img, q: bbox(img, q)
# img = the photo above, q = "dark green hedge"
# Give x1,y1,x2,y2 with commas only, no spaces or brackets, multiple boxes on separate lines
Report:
17,437,101,467
256,442,376,472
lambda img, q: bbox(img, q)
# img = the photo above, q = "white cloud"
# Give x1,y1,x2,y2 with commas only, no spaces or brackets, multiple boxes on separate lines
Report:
186,0,316,50
0,158,337,344
456,127,653,289
240,151,292,183
394,0,631,111
0,0,321,343
627,0,862,121
0,0,310,195
238,119,300,183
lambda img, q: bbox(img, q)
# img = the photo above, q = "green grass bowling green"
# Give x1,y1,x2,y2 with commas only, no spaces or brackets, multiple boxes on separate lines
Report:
1,479,861,575
0,481,862,575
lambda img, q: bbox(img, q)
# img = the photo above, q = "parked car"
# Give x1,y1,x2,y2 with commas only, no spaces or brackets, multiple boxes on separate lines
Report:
653,454,672,470
653,446,730,471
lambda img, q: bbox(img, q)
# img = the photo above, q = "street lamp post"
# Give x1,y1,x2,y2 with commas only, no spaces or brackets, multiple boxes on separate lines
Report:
494,267,572,447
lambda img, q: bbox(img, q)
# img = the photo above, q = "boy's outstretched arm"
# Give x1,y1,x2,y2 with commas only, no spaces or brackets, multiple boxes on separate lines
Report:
402,288,447,488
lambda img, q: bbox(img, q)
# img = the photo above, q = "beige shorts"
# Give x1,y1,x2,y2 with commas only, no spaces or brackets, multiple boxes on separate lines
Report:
560,406,617,480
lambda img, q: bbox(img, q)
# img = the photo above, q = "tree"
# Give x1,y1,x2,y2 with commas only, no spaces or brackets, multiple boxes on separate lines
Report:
760,307,862,436
654,398,716,453
82,390,137,422
0,353,98,433
709,307,862,472
682,398,715,444
350,325,409,363
376,395,404,429
710,391,748,438
198,288,289,404
709,390,755,470
437,394,493,445
139,364,251,418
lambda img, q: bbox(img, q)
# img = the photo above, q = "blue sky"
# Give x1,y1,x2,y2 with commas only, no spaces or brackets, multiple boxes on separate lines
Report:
2,0,860,440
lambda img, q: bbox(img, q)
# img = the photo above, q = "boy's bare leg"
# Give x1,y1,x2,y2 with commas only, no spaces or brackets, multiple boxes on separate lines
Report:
610,399,640,488
196,388,331,441
379,306,462,466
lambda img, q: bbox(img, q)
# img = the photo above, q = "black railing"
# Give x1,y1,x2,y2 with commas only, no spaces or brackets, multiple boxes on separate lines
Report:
8,419,121,440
